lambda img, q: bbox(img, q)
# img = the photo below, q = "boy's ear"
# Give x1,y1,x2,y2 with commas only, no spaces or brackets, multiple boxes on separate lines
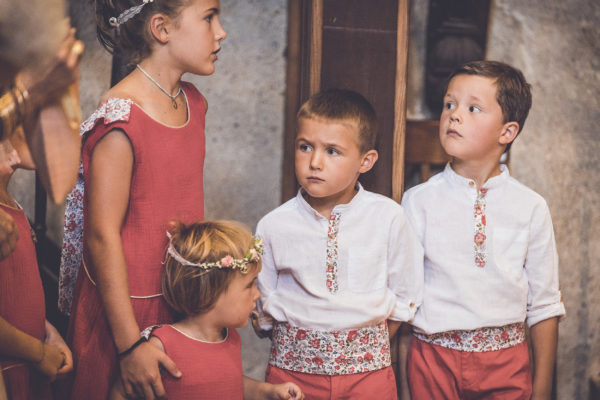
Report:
499,122,519,145
359,150,378,173
149,14,170,44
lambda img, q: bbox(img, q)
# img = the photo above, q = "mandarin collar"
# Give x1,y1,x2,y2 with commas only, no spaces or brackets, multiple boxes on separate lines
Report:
442,163,510,191
296,183,365,220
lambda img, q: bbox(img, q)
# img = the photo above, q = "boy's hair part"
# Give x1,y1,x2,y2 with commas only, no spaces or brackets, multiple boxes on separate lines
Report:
447,60,532,152
162,220,259,318
297,88,378,153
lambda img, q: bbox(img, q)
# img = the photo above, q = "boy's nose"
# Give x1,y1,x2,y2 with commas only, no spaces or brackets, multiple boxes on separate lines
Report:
309,152,323,170
449,111,461,124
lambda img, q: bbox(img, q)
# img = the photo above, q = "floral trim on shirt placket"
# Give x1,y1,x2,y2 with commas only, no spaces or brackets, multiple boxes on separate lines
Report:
474,188,488,267
326,212,341,293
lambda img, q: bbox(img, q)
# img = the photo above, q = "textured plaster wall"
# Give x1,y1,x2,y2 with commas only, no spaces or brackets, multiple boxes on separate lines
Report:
486,1,600,399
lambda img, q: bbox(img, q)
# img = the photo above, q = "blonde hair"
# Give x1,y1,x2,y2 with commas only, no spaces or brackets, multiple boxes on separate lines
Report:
162,220,259,318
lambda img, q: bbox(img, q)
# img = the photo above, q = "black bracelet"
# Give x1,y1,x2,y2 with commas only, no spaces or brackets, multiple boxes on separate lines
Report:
117,336,148,359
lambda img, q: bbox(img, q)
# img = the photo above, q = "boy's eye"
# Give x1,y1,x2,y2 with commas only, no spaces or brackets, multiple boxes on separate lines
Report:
298,143,312,152
205,13,215,22
469,106,481,113
444,102,456,110
326,148,340,156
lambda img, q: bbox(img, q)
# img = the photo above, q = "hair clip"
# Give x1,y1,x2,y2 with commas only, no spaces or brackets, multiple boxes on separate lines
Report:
109,0,154,28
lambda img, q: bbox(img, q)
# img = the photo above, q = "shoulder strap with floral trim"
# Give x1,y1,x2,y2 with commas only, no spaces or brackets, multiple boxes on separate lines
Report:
58,98,133,315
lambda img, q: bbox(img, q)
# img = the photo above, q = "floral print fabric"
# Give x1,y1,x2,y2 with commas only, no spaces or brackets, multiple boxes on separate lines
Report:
474,188,488,267
270,321,391,375
326,212,341,293
58,98,133,315
413,322,525,352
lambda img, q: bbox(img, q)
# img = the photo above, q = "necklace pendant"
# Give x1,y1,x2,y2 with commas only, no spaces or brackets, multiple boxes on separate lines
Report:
172,98,178,109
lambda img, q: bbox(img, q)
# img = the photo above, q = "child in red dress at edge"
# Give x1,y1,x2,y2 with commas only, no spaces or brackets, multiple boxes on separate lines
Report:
108,220,304,400
402,61,565,400
253,89,424,399
58,1,227,398
0,129,73,399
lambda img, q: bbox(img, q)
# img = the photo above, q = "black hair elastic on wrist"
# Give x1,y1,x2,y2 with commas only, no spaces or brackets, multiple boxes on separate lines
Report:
117,325,161,359
117,336,148,359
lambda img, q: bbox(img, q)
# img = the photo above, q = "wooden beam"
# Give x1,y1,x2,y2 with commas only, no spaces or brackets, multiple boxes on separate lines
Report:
392,0,409,203
309,0,323,95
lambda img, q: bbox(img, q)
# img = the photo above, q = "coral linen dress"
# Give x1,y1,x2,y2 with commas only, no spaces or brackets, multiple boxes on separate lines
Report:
66,82,206,399
0,205,51,400
152,325,244,399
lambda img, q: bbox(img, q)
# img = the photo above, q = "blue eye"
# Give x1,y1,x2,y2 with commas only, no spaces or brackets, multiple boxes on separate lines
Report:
445,102,456,110
298,143,311,152
327,148,340,156
469,106,481,113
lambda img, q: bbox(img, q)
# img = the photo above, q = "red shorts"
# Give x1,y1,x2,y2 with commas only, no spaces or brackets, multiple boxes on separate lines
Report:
407,337,532,400
266,364,398,400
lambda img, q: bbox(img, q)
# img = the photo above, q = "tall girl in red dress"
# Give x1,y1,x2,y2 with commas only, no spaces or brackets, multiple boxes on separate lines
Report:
108,220,304,400
0,132,73,399
59,1,227,398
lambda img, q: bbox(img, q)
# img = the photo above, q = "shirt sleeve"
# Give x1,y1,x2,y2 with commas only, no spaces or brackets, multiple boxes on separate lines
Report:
387,206,424,322
254,219,278,331
525,200,566,327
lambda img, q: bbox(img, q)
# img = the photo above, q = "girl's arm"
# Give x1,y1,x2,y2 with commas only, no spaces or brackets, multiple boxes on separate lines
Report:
242,376,304,400
87,130,179,400
530,317,558,400
0,317,65,380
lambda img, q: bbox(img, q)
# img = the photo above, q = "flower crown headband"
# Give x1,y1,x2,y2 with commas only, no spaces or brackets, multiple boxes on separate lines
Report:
165,232,264,274
109,0,154,28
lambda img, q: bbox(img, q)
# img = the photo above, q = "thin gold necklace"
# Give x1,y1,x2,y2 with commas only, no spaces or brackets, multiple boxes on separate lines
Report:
136,64,182,109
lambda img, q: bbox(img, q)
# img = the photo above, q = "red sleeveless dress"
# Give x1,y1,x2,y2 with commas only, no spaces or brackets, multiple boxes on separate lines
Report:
66,82,206,399
152,325,244,399
0,205,51,400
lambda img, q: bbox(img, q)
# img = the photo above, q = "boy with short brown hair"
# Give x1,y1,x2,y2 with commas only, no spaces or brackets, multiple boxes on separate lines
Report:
254,89,424,399
402,60,565,399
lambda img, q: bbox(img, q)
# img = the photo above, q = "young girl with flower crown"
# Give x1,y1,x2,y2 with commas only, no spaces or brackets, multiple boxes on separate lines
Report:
59,1,227,398
108,220,304,400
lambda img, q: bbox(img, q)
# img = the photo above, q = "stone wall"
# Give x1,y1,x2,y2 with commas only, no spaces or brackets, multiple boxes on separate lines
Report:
486,1,600,399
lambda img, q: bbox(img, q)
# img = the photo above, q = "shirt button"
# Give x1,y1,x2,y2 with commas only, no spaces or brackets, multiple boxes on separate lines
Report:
409,302,415,308
469,181,475,187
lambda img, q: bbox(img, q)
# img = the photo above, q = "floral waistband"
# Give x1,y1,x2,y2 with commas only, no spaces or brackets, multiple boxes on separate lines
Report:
269,321,391,376
413,322,526,352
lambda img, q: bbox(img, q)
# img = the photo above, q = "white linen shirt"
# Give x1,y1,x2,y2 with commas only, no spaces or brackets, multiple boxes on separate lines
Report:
255,184,424,331
402,164,565,335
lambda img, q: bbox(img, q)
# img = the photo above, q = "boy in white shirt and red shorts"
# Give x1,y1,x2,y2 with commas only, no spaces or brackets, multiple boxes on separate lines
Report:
253,89,424,399
402,60,565,400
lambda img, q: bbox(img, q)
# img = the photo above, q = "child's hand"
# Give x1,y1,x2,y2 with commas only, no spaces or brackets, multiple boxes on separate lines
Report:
251,311,273,339
269,382,305,399
44,320,73,376
119,341,181,400
32,342,66,381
